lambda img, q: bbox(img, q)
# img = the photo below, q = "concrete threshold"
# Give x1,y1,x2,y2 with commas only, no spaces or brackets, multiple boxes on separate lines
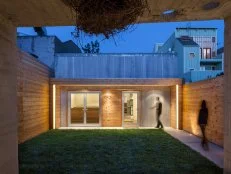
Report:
164,127,224,168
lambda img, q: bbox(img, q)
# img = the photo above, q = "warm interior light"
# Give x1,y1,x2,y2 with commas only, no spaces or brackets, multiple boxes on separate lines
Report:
176,85,179,129
53,84,56,129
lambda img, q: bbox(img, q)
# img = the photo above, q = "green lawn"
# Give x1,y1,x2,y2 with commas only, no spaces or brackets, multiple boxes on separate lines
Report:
19,129,222,174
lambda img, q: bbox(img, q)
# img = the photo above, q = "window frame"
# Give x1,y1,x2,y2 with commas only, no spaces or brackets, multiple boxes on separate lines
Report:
202,48,212,59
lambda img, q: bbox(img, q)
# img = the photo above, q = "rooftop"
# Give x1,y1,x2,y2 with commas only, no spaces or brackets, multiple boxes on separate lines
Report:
177,38,199,46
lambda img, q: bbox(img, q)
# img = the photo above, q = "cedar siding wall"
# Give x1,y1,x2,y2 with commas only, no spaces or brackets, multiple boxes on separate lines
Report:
101,90,122,127
183,76,224,146
18,50,51,143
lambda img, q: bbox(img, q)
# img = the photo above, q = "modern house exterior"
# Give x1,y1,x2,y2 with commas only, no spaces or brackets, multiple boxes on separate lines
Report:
16,32,182,129
2,1,231,173
157,28,224,82
16,27,226,130
17,27,225,130
51,53,182,129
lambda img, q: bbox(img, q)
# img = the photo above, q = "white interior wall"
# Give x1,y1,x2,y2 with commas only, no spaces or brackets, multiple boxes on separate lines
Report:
141,88,170,127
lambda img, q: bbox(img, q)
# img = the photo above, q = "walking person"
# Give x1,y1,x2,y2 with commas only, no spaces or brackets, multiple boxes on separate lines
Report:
154,97,163,128
198,100,209,150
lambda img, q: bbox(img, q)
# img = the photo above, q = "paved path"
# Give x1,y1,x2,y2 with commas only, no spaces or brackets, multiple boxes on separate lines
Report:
164,127,224,168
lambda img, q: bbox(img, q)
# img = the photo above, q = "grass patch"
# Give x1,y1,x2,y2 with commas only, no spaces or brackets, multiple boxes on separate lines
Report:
19,129,222,174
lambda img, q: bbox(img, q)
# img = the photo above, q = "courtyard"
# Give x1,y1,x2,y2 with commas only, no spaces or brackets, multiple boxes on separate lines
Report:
19,129,222,174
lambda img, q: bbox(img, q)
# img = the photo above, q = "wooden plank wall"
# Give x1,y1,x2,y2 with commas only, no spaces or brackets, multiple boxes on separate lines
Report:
183,76,224,146
17,50,51,143
101,90,122,127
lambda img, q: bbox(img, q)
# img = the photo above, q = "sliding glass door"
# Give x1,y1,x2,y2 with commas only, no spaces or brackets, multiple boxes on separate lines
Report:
69,92,100,126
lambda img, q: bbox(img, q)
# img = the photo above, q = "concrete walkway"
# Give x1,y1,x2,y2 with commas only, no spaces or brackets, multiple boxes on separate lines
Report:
164,127,224,168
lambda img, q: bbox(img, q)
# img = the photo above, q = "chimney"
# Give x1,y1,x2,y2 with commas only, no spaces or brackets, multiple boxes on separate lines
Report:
33,27,47,36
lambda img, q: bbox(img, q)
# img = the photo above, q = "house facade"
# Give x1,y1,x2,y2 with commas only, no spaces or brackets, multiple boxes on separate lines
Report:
157,28,224,82
16,33,181,129
51,53,182,129
16,28,225,129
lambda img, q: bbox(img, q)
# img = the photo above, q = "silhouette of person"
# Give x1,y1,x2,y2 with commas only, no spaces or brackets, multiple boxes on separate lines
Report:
198,100,208,149
154,97,163,128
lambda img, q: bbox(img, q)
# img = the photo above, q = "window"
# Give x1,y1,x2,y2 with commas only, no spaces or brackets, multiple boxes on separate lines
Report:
202,48,211,59
189,53,195,58
211,66,216,70
212,37,216,43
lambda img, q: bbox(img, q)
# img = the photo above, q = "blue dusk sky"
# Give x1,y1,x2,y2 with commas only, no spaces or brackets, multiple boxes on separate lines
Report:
17,20,224,53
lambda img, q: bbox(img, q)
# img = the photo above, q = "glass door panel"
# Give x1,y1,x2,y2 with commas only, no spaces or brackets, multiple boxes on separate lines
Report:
123,92,138,127
71,93,84,124
86,93,100,124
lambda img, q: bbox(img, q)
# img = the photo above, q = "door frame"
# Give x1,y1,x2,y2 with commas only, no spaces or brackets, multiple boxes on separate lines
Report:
122,91,140,127
67,91,101,127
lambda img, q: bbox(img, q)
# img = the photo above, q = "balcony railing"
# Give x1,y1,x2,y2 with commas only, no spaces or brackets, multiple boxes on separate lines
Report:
54,53,179,79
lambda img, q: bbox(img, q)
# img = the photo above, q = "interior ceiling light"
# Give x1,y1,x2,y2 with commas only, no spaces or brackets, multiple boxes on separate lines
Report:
202,1,220,10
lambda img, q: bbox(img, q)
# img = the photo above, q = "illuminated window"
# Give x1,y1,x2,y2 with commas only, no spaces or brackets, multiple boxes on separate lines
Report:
202,48,211,59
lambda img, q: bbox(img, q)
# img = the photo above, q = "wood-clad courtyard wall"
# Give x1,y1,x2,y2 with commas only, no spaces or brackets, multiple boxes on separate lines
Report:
17,50,51,143
182,76,224,146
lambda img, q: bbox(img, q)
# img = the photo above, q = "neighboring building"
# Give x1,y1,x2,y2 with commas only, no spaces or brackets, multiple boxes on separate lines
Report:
217,47,224,71
158,28,223,82
17,34,81,68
